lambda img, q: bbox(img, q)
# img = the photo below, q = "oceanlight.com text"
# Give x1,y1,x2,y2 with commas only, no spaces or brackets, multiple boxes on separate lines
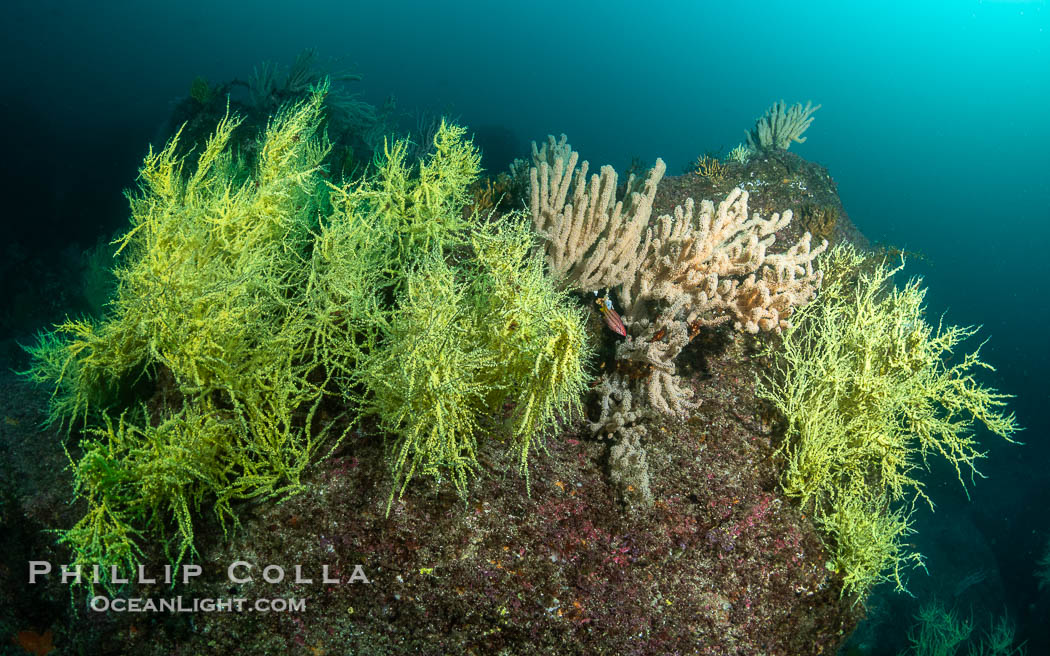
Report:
89,596,307,613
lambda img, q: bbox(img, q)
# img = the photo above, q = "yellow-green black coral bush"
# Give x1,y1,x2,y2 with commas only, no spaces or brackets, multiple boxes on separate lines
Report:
356,218,591,508
24,88,342,576
24,86,592,577
758,244,1019,601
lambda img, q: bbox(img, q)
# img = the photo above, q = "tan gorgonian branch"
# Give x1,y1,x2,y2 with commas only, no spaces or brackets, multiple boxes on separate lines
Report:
528,135,826,426
529,134,662,292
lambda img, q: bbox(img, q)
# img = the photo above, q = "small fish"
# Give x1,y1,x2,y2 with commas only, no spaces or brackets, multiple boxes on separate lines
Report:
596,296,627,337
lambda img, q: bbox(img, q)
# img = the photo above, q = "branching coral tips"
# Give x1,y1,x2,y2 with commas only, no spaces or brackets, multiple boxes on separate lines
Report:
596,295,627,337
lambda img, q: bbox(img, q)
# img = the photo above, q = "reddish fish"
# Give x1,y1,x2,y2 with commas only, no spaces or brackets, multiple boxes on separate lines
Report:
596,296,627,337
